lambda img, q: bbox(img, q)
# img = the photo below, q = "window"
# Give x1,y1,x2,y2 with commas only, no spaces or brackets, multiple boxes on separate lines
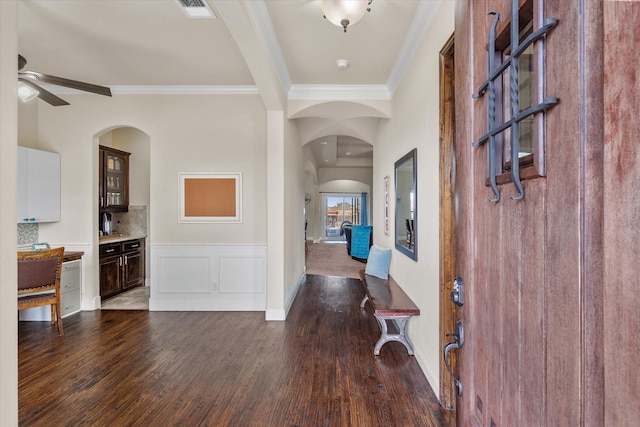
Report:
323,194,361,240
502,20,535,169
473,0,557,201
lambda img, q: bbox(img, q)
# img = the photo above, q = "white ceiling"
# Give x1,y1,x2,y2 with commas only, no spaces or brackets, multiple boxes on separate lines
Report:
17,0,443,167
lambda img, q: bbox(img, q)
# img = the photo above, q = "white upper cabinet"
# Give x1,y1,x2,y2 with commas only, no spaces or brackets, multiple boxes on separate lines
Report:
17,147,61,223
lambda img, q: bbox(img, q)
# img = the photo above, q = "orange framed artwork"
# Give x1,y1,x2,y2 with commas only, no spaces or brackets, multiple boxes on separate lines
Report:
179,172,242,223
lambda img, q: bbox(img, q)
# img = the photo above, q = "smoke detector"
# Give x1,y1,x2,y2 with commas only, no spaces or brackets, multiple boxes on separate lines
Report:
336,59,349,70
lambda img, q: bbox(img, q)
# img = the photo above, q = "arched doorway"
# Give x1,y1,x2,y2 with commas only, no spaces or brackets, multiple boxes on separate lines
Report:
96,126,150,310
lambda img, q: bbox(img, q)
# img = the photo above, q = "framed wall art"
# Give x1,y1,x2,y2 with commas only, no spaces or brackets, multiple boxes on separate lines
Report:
179,172,242,223
384,175,390,235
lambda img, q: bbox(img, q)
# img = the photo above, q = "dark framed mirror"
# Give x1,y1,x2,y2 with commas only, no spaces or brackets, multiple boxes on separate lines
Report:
395,149,417,260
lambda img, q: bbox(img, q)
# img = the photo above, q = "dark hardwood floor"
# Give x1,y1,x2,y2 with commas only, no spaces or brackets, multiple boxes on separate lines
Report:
19,274,454,426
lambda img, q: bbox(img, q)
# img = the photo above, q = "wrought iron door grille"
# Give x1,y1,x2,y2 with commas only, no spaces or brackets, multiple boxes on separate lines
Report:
472,1,557,201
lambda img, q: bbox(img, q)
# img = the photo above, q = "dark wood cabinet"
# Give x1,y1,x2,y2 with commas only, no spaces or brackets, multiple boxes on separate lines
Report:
122,240,145,290
99,254,121,299
99,238,145,300
99,146,130,212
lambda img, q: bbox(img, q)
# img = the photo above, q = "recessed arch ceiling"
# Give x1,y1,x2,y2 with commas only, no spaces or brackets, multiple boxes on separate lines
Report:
288,100,390,120
297,117,380,147
307,135,373,168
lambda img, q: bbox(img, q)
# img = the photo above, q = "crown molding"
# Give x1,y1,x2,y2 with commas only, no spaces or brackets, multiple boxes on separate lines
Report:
42,83,388,100
386,0,443,94
42,85,259,95
111,85,259,95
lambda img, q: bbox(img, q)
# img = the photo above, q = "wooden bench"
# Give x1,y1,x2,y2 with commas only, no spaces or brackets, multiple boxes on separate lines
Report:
359,270,420,356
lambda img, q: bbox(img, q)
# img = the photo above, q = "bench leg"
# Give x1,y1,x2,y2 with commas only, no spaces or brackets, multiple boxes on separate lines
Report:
360,294,369,309
373,315,414,356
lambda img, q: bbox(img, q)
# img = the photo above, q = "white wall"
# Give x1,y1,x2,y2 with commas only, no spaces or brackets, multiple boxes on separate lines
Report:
318,167,372,189
264,111,285,320
264,110,306,320
18,101,38,147
304,168,316,240
373,0,455,396
318,179,370,194
0,2,19,424
303,147,319,241
32,94,268,312
110,127,151,209
283,116,306,312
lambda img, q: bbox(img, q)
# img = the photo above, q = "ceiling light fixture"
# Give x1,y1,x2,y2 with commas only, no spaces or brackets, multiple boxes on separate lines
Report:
322,0,372,33
18,81,39,102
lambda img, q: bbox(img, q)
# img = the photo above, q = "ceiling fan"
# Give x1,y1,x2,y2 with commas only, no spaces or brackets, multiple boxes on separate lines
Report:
18,54,112,106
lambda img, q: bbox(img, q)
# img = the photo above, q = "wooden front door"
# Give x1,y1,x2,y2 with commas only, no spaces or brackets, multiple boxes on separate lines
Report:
452,0,607,425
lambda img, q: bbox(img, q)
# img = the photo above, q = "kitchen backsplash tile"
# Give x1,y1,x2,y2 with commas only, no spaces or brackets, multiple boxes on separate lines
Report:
112,205,147,237
19,206,148,247
17,223,39,246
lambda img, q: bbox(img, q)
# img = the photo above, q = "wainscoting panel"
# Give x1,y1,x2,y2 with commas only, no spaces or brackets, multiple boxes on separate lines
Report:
157,256,211,294
219,256,266,294
150,244,266,311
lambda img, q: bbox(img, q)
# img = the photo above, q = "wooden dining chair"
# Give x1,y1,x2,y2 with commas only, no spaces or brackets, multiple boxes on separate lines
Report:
18,247,65,336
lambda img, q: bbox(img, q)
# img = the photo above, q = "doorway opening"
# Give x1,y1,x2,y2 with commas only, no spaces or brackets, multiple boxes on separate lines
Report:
97,126,150,311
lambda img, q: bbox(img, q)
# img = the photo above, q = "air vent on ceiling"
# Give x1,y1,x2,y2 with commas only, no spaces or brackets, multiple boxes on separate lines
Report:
176,0,216,19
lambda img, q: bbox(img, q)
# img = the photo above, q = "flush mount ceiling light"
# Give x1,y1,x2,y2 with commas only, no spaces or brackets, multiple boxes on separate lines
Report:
336,59,349,70
322,0,372,33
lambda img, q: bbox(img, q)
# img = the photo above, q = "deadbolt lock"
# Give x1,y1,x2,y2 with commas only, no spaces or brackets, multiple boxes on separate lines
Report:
451,276,464,306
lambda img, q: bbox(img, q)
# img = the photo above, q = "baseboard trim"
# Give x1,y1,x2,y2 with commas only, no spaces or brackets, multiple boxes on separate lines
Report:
149,299,265,312
285,273,305,313
265,309,286,321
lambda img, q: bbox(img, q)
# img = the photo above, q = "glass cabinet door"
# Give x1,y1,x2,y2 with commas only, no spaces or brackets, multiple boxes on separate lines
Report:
100,146,129,212
106,154,125,207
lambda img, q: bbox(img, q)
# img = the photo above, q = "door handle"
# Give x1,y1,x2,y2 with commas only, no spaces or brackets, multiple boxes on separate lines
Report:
444,320,464,396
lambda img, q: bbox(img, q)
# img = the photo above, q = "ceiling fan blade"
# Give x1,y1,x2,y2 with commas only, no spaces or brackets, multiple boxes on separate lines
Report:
20,71,112,97
18,78,70,106
18,54,27,71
